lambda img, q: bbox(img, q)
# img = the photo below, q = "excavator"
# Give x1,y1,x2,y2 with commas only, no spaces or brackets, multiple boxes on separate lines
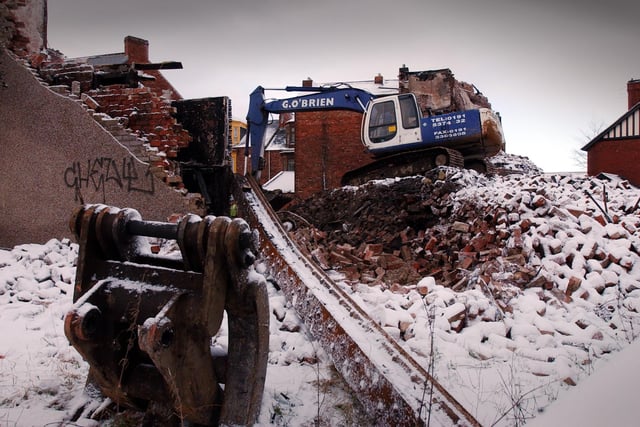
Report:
245,83,506,186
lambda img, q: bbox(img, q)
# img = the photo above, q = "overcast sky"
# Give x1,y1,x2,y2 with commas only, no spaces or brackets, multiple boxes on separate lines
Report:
46,0,640,172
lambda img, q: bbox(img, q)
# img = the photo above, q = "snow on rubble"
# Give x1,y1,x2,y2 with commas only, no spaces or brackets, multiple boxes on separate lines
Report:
2,163,640,425
357,168,640,425
286,162,640,425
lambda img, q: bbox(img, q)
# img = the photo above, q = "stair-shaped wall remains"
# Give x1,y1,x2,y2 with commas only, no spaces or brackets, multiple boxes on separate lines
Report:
0,2,236,247
0,48,199,247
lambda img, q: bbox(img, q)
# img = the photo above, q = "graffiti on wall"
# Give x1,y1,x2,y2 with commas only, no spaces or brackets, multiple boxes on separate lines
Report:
64,157,155,202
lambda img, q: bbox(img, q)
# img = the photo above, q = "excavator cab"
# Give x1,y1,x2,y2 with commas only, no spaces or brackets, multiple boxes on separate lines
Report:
362,94,423,154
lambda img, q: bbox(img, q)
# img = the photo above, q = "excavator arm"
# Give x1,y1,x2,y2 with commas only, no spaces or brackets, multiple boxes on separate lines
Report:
245,85,375,178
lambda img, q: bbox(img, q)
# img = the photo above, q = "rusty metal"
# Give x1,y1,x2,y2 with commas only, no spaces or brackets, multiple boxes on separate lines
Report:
64,204,269,426
233,175,481,427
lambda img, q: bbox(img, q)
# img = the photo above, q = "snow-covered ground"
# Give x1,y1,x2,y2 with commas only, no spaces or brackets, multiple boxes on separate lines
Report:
0,239,367,426
2,166,640,426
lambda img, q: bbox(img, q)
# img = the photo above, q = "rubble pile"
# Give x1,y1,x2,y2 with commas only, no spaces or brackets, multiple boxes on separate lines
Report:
286,168,536,292
490,150,544,175
287,171,466,287
286,162,640,322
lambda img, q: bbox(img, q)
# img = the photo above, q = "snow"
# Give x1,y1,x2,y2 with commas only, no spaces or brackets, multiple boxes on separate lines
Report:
263,170,295,193
527,337,640,427
2,167,640,425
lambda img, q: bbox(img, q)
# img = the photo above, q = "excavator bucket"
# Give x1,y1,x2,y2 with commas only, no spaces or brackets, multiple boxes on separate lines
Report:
64,204,269,426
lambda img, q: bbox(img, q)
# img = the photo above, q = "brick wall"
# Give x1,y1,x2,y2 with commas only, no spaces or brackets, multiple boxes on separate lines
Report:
587,138,640,186
124,35,182,100
87,86,191,162
628,79,640,109
262,150,284,183
295,111,370,198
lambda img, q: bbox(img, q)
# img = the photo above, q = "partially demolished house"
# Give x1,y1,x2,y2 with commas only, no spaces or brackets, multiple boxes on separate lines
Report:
0,1,232,247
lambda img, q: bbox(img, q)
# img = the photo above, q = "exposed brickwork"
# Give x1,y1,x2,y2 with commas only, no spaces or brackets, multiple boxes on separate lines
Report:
0,0,46,58
124,35,182,101
87,86,191,161
24,35,194,189
0,48,193,247
294,111,370,199
628,79,640,109
38,61,94,92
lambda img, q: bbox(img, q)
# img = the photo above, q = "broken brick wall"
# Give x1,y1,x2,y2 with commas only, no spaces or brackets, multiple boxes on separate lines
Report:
0,0,47,57
398,67,492,115
87,86,191,164
0,48,190,247
35,35,198,191
124,35,182,100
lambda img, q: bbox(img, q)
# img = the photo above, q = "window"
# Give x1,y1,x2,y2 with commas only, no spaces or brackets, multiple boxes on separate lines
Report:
286,157,295,171
368,101,397,143
399,95,419,129
288,125,296,147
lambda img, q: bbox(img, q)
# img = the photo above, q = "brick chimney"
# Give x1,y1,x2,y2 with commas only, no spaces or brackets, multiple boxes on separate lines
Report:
124,36,150,63
374,73,383,85
628,79,640,109
302,77,313,87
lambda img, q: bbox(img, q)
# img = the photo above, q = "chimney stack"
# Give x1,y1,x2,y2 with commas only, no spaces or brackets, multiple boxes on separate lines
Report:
628,78,640,109
302,77,313,87
374,73,383,85
125,36,150,63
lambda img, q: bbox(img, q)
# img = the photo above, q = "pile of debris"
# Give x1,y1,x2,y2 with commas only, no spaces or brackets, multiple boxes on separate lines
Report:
285,159,640,318
286,169,536,295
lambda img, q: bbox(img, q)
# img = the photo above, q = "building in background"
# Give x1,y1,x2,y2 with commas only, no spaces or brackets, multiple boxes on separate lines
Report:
582,79,640,186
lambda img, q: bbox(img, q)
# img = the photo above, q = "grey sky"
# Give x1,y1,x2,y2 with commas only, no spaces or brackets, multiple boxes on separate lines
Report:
46,0,640,172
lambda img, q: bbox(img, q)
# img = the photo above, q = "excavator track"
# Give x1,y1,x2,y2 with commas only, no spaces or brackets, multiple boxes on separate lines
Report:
233,175,480,427
341,147,465,186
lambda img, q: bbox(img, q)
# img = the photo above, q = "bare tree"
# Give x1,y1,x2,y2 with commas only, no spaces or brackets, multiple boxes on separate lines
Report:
573,120,606,170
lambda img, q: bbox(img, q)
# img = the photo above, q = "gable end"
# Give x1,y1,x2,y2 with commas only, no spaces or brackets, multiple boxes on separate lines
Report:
583,103,640,151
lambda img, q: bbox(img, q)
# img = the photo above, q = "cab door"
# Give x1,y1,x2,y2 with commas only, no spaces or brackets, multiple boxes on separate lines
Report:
362,94,422,155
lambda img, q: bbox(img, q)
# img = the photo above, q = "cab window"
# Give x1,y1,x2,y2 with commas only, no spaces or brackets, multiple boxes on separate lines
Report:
399,95,419,129
368,101,397,143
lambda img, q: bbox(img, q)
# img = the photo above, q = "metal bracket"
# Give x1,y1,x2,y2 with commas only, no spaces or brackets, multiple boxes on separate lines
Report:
64,204,269,425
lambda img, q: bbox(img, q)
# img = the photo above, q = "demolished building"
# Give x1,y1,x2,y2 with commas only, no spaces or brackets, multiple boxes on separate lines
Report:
0,2,232,247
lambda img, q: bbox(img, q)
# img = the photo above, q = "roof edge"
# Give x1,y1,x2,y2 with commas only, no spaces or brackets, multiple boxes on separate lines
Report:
582,102,640,151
